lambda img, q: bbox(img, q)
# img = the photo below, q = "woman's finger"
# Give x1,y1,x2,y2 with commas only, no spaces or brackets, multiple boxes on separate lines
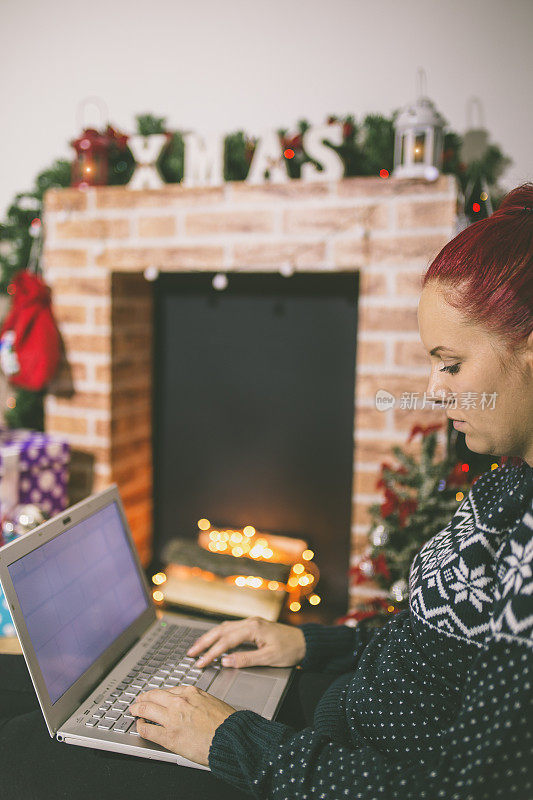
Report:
186,622,231,656
193,620,259,667
193,639,235,667
133,687,177,707
128,699,169,728
187,618,254,658
136,718,167,745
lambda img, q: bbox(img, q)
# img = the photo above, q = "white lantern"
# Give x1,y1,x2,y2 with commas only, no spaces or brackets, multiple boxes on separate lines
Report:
393,69,446,180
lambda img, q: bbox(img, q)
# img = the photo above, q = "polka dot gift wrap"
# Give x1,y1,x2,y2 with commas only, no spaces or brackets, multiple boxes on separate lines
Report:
0,428,70,637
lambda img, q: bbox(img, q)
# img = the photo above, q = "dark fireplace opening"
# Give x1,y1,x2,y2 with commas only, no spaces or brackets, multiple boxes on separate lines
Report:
149,270,359,618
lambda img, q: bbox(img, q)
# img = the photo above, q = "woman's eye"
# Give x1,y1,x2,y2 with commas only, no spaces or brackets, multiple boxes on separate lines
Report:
439,363,461,375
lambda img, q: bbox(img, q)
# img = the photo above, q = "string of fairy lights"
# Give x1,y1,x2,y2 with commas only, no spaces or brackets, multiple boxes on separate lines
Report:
151,519,321,614
150,466,502,615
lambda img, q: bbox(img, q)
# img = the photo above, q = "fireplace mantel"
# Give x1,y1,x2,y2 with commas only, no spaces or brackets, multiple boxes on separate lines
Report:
42,174,457,606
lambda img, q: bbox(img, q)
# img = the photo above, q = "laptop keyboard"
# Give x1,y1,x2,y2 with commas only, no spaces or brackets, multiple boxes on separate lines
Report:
84,624,222,736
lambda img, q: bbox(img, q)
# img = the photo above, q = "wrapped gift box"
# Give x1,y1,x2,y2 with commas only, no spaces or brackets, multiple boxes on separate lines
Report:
0,428,70,519
0,428,71,637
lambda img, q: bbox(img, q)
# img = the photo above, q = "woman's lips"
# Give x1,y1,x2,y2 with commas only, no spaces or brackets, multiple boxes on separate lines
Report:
453,420,468,430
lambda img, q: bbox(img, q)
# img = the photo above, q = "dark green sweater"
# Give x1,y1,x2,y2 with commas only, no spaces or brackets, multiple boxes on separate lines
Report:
208,461,533,799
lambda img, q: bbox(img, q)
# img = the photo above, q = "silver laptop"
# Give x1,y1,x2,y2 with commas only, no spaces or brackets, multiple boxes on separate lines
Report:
0,484,295,769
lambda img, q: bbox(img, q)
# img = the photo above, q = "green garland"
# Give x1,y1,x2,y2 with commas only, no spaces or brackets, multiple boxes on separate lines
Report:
0,111,511,430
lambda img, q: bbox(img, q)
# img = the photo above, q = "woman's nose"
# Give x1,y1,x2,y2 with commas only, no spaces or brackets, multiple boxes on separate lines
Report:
426,365,449,403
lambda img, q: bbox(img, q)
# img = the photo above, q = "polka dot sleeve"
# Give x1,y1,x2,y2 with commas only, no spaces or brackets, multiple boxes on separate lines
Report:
209,637,532,799
208,495,533,799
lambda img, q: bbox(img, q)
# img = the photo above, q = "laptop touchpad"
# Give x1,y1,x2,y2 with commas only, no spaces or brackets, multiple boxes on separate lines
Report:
222,674,277,712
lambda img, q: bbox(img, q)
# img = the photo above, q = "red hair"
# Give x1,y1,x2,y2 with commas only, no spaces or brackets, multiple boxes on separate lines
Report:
421,182,533,470
421,182,533,348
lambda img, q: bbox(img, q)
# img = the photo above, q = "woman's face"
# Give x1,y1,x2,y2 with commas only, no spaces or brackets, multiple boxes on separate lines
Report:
417,282,533,466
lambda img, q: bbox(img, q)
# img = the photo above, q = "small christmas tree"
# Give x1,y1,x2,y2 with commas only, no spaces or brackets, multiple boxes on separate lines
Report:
338,423,483,629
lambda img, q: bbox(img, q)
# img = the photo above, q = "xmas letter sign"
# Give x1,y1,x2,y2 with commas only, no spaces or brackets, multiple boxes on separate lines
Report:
126,124,345,189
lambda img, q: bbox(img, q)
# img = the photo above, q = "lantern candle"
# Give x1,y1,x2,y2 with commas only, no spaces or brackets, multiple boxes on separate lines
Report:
393,70,445,180
70,128,111,188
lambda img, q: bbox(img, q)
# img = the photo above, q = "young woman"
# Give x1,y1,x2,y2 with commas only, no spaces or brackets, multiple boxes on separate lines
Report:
1,183,532,800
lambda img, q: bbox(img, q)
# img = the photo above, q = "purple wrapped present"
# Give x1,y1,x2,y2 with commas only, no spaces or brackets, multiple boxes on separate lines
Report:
0,428,70,520
0,429,70,637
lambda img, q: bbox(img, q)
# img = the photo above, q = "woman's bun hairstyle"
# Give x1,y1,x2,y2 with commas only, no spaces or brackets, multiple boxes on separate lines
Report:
421,182,533,348
490,181,533,218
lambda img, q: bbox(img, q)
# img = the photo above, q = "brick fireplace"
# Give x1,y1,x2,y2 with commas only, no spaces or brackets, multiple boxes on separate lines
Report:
42,174,456,608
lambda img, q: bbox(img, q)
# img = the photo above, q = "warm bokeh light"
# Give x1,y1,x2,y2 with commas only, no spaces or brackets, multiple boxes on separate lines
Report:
290,601,301,612
197,524,319,608
461,464,469,472
472,202,481,212
491,463,499,470
456,492,464,502
284,148,295,159
309,595,321,605
152,572,167,585
152,590,164,602
6,397,16,409
379,168,389,178
387,605,395,612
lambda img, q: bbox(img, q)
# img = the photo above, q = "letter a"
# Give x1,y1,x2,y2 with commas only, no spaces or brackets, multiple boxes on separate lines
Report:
246,130,288,185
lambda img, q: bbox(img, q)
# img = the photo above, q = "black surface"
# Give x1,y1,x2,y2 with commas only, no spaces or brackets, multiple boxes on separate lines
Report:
152,271,359,615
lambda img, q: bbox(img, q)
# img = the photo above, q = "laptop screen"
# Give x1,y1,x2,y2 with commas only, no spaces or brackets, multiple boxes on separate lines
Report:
7,501,149,705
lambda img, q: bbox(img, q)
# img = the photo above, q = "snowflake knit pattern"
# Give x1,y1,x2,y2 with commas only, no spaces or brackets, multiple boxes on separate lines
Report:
208,461,533,799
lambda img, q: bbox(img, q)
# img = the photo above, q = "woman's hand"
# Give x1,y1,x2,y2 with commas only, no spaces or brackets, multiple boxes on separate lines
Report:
186,615,307,669
128,686,236,766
